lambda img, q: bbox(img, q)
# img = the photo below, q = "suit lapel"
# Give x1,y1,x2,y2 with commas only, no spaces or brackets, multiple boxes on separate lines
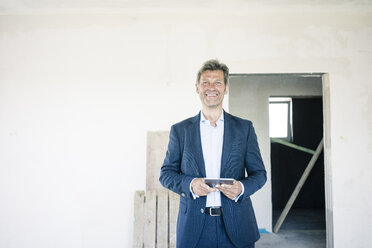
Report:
221,111,235,177
189,112,206,177
188,111,236,178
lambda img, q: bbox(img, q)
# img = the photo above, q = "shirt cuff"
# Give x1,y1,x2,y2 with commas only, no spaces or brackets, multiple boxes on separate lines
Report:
233,181,245,202
190,178,200,200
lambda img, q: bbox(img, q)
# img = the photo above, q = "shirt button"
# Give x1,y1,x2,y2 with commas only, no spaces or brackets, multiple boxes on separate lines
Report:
181,193,186,197
200,208,204,214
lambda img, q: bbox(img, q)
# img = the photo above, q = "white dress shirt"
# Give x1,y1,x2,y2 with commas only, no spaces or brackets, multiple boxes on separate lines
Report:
190,111,245,206
200,111,224,207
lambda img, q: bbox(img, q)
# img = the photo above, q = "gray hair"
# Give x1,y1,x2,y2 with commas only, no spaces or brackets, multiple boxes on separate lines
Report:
196,59,229,85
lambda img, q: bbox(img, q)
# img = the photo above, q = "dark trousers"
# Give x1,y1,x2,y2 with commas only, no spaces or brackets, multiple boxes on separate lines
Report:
195,214,255,248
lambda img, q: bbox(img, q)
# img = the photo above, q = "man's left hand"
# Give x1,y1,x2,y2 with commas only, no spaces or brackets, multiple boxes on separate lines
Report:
216,180,242,200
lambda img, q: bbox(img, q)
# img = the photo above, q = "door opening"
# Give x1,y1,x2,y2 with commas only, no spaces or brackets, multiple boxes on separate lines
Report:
271,97,325,232
228,73,333,247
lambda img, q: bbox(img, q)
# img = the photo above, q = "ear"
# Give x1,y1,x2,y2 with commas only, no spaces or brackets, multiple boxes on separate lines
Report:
195,83,200,94
224,83,230,95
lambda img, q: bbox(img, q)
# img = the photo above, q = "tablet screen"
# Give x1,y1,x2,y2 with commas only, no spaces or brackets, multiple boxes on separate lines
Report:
204,178,234,187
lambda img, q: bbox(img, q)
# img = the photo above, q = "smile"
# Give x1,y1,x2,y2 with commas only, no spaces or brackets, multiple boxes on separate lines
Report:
206,93,218,97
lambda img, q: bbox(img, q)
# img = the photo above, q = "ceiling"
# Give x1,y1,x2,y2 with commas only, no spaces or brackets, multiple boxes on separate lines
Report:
0,0,371,15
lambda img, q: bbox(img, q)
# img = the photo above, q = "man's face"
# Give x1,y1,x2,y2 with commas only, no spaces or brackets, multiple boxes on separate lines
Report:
196,70,229,109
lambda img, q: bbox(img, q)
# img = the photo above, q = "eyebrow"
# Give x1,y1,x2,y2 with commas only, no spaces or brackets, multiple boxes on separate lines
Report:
200,77,223,80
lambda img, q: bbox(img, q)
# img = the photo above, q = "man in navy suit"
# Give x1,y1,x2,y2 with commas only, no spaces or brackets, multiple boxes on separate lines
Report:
159,59,266,248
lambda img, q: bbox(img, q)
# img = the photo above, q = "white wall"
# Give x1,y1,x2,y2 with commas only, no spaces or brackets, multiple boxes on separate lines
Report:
0,2,371,248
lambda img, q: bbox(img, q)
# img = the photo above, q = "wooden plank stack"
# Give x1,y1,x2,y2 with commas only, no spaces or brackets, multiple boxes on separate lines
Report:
133,190,180,248
133,131,180,248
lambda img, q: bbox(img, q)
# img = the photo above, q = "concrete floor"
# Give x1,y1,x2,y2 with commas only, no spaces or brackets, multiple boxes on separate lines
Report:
256,208,326,248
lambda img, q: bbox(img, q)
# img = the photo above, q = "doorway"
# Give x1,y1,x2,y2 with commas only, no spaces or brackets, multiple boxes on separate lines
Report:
228,73,332,247
270,97,325,231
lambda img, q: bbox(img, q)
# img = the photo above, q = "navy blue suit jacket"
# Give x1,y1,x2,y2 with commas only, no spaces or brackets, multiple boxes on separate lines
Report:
159,111,267,248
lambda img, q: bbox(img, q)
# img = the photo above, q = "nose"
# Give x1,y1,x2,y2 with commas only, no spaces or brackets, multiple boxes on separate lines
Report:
207,82,217,88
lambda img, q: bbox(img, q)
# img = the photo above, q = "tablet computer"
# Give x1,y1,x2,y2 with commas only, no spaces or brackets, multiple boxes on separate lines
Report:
204,178,234,187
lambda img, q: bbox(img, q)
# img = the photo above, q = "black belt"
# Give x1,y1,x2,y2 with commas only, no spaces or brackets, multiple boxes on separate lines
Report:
205,207,222,216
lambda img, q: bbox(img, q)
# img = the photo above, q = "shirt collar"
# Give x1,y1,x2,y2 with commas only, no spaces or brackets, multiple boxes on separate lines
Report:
200,110,224,124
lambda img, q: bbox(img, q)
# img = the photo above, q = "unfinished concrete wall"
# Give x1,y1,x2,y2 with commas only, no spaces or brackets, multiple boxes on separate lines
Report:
0,2,371,248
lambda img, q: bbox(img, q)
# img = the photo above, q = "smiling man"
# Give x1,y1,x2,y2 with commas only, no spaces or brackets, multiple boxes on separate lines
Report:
159,59,267,248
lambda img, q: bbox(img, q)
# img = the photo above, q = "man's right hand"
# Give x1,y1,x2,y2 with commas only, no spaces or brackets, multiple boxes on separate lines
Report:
191,178,218,196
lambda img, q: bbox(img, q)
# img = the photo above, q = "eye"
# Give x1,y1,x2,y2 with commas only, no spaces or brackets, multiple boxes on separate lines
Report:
202,81,209,85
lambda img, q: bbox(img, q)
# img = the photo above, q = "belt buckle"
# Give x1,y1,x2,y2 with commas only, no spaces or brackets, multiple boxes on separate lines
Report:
210,207,220,216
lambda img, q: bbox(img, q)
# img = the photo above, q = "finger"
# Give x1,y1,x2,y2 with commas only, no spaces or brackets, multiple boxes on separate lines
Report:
223,182,241,192
222,191,234,200
218,187,238,199
218,184,234,193
200,183,218,193
197,187,210,196
195,183,209,193
220,184,235,190
200,183,210,190
215,184,223,191
216,186,229,195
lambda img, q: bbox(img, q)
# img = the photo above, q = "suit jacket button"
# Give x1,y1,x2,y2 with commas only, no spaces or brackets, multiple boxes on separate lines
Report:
200,208,204,214
181,193,186,197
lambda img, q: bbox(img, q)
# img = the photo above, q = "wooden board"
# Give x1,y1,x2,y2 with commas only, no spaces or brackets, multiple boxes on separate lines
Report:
273,139,324,233
157,190,169,248
169,191,180,248
144,190,157,248
133,191,145,248
146,131,170,191
133,190,180,248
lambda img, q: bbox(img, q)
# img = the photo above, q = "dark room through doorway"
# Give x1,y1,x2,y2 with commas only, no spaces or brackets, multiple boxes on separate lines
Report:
270,96,325,231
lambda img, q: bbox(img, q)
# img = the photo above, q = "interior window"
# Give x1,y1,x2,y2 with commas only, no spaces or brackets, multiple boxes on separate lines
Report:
269,97,293,141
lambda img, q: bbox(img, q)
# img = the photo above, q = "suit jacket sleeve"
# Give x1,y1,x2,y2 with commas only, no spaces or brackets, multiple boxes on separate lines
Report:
240,123,267,199
159,125,195,198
